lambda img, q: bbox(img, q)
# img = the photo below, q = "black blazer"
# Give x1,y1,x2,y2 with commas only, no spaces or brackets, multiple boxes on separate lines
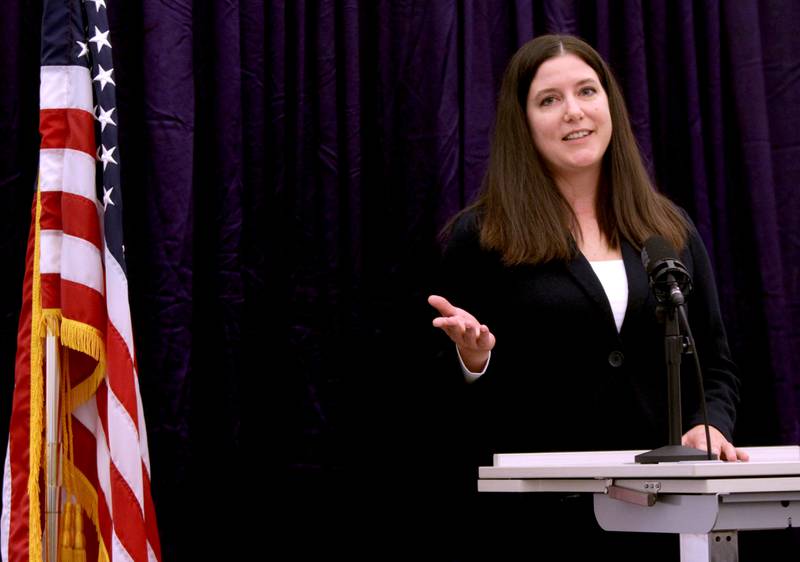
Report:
438,211,740,461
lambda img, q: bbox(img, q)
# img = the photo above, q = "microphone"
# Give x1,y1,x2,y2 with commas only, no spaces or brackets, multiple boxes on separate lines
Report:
641,236,692,306
635,235,715,463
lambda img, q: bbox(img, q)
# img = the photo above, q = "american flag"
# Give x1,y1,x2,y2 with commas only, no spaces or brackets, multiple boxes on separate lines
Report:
2,1,162,561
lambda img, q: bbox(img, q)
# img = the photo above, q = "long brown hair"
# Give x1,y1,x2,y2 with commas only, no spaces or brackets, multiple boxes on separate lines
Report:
457,34,687,265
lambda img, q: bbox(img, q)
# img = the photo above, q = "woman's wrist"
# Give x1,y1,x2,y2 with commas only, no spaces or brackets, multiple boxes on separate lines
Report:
458,347,490,373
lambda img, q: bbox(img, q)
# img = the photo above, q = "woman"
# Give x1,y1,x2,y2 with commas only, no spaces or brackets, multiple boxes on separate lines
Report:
430,33,745,460
428,34,746,555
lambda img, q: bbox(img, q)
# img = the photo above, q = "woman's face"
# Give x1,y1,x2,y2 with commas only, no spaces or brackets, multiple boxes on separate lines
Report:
525,53,612,178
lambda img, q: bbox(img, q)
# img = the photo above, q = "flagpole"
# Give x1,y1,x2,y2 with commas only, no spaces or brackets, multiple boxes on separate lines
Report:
44,327,61,562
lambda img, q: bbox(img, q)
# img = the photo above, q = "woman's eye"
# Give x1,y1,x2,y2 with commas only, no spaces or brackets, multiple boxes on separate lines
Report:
580,86,597,96
540,96,557,107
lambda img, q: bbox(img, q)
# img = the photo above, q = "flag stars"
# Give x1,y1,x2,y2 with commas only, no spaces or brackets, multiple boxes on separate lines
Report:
98,145,117,170
95,106,116,131
103,186,116,210
93,65,115,91
85,0,107,12
89,26,112,53
76,41,89,58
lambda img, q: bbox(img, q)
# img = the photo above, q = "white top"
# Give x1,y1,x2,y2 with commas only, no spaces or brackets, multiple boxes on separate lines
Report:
461,258,628,381
588,259,628,332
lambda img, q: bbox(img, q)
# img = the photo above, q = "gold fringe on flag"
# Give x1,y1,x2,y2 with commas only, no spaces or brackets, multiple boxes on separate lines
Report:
60,317,107,408
42,310,61,338
37,310,108,410
28,185,45,562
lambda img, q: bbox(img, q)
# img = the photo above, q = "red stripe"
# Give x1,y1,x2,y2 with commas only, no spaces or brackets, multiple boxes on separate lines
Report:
70,414,105,562
62,192,102,249
97,485,113,558
106,322,139,433
66,348,101,394
41,272,61,310
39,190,63,231
95,381,110,452
40,191,102,250
94,384,114,554
80,509,100,562
109,462,147,561
62,279,107,333
39,276,107,343
6,201,37,562
143,468,163,561
71,415,99,489
39,108,96,157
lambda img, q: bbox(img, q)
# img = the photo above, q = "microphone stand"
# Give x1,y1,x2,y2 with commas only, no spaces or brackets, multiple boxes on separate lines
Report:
635,275,716,464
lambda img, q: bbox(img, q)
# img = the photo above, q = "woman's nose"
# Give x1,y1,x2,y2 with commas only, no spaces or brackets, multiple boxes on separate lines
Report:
563,97,584,122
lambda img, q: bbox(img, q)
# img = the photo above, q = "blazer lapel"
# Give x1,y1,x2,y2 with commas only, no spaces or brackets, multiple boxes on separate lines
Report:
564,240,651,336
564,251,618,334
621,239,650,333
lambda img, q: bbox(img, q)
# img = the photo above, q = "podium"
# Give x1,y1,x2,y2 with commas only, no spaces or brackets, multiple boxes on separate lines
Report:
478,446,800,561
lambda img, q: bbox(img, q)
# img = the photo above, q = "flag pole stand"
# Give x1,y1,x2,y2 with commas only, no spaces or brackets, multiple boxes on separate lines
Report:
44,327,61,562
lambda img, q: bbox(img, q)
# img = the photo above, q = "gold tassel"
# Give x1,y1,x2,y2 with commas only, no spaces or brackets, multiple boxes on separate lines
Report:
60,501,74,562
72,503,87,562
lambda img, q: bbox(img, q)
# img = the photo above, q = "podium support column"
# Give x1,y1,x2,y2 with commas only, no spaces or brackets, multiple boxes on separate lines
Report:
679,531,738,562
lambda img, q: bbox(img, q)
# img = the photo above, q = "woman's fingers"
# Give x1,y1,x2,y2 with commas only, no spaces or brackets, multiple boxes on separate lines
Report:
476,325,496,349
429,295,495,352
428,294,458,317
433,316,491,350
719,441,738,462
719,442,750,462
447,317,479,342
429,296,478,334
682,424,748,463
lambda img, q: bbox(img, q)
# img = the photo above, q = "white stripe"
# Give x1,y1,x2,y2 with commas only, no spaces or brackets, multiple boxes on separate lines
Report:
105,248,134,357
61,234,105,295
40,230,63,275
134,373,152,475
111,529,135,562
72,398,112,516
147,542,158,562
107,388,144,510
40,66,93,112
40,232,105,291
1,441,10,562
39,148,97,200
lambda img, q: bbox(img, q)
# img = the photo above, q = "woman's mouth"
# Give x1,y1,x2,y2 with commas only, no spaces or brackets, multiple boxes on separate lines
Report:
563,130,593,141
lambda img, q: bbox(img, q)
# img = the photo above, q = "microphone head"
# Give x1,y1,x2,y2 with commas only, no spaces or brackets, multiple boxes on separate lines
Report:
642,236,679,274
641,236,692,302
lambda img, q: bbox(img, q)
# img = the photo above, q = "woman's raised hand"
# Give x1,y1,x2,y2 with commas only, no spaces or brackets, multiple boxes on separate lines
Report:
428,295,496,372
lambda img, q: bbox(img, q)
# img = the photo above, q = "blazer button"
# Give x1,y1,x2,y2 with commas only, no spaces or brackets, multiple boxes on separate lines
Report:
608,350,624,368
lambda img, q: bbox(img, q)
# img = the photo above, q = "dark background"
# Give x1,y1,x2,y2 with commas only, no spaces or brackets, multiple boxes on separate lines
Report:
2,1,799,558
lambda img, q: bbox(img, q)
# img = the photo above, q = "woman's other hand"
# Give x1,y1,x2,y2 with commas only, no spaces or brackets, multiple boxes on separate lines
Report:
682,424,750,462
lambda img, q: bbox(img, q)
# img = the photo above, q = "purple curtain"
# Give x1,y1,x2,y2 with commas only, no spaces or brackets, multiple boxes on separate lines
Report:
2,0,799,557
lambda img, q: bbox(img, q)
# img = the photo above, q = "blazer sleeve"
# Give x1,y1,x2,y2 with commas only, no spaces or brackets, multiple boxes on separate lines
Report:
434,211,503,386
682,225,741,440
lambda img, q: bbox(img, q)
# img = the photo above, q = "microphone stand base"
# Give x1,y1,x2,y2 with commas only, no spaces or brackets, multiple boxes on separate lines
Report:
635,445,717,464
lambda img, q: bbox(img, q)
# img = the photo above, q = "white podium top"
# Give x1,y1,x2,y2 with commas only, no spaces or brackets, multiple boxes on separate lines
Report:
479,446,800,480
